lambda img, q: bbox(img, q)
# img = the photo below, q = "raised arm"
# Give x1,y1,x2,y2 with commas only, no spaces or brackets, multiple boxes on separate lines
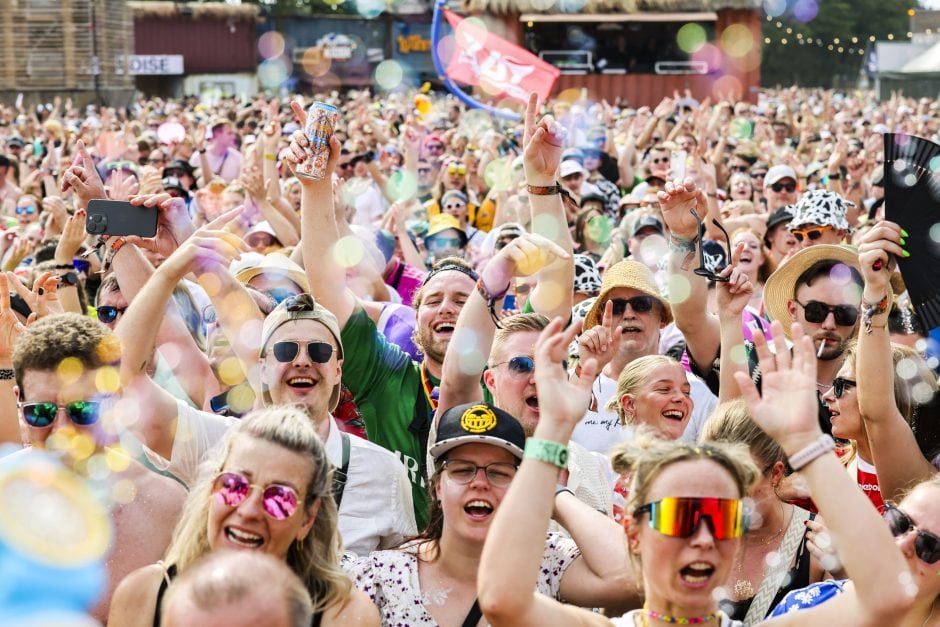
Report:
659,179,721,371
479,317,606,627
0,274,26,446
436,233,569,418
855,221,936,501
735,322,913,626
521,93,574,320
715,243,752,402
289,101,358,328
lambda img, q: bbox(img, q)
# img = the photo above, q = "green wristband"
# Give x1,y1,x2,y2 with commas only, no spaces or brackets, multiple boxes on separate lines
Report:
524,438,569,469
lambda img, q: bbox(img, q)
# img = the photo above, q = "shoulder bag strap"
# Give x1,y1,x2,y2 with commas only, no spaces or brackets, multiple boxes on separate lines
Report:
331,432,351,509
743,507,812,625
461,599,483,627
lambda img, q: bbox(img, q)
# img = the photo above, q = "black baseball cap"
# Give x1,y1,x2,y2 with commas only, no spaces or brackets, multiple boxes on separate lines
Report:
763,206,794,246
163,159,194,177
429,402,525,470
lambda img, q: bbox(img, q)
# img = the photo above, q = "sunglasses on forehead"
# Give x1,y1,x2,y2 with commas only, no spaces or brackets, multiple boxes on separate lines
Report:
634,497,746,540
791,225,833,242
883,502,940,564
795,299,859,326
212,472,300,520
269,340,333,364
20,399,105,428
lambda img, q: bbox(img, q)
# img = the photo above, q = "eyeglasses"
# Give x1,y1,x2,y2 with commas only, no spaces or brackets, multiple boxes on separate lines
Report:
441,459,518,488
269,340,334,364
791,225,833,242
770,181,797,193
690,208,731,283
493,355,535,376
794,299,859,326
830,376,857,398
750,171,767,179
633,496,746,540
212,472,301,520
20,400,104,428
607,296,656,316
73,258,91,275
96,305,128,324
15,205,36,215
426,236,463,251
883,502,940,564
446,164,466,175
730,165,750,173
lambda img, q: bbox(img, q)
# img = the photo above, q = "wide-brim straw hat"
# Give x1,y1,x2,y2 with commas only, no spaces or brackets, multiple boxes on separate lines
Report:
583,260,672,329
763,245,862,339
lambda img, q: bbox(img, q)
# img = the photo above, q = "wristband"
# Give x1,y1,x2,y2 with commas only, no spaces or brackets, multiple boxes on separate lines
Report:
53,263,74,270
526,184,562,196
862,292,891,335
264,153,277,161
555,484,575,498
668,233,698,254
476,277,510,330
524,438,569,469
827,172,841,180
199,148,207,154
788,434,835,471
0,369,13,380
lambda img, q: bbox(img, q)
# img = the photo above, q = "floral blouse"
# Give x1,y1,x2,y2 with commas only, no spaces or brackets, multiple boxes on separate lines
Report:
347,533,581,626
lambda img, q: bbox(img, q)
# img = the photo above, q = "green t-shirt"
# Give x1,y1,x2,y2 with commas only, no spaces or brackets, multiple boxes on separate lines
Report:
340,307,433,529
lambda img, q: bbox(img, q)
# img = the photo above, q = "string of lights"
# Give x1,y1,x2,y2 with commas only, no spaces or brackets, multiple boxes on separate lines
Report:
763,14,918,54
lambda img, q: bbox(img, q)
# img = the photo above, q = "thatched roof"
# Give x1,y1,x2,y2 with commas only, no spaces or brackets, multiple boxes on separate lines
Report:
465,0,760,15
128,1,260,20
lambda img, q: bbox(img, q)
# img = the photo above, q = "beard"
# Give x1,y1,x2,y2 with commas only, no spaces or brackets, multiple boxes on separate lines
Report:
414,325,448,365
814,331,849,361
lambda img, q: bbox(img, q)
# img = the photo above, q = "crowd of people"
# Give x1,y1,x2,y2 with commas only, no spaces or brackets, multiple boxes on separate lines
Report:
0,84,939,627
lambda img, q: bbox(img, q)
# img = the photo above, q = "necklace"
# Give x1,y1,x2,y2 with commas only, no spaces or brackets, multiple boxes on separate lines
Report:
637,604,719,625
731,504,791,600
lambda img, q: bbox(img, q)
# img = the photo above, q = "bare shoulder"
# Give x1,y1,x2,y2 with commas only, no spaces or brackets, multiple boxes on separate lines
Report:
324,587,380,627
108,563,167,627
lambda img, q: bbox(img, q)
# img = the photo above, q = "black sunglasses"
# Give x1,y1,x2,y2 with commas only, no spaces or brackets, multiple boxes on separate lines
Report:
608,296,655,316
831,376,857,398
730,165,750,173
20,400,103,428
690,208,730,283
270,340,333,364
770,181,797,193
883,502,940,564
97,305,127,324
795,300,859,326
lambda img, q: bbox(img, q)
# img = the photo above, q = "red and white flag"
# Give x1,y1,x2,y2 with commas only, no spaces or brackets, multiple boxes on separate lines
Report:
443,9,560,104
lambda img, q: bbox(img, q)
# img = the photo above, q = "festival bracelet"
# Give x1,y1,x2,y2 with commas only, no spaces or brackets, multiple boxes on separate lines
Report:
788,434,836,472
524,438,569,469
862,292,891,335
668,233,698,254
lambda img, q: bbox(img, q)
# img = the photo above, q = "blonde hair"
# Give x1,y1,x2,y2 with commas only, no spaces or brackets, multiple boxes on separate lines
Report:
611,435,760,522
606,355,683,425
489,313,550,364
700,400,787,469
163,406,351,614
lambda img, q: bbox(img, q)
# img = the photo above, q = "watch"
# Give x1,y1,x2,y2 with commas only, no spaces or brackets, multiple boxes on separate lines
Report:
788,434,836,471
526,184,562,196
58,271,80,286
524,438,569,469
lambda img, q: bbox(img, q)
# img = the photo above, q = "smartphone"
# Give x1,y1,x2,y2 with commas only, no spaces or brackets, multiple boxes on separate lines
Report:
86,199,157,237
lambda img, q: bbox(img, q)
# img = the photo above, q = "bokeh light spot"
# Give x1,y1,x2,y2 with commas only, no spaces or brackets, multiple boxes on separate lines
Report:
258,31,285,60
332,235,366,268
95,366,120,394
720,24,753,58
375,59,404,90
218,357,247,386
677,23,707,53
57,357,84,385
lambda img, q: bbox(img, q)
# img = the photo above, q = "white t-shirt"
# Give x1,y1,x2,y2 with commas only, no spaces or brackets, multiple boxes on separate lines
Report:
570,370,717,455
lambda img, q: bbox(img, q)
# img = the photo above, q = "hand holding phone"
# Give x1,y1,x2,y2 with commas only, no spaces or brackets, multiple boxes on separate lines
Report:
86,199,157,237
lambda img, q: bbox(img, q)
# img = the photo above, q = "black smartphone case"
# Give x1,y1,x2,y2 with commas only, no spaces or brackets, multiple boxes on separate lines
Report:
86,200,158,238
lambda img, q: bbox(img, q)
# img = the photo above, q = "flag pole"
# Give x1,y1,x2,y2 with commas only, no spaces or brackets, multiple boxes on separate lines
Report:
430,0,522,121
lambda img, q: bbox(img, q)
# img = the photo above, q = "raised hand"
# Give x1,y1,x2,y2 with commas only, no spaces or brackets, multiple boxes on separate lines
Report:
522,92,566,186
716,242,753,318
733,320,822,453
7,271,63,320
157,209,249,280
54,209,87,265
657,178,705,240
0,274,26,361
577,299,623,374
480,232,570,295
127,193,196,259
60,140,106,209
534,317,597,431
856,220,905,294
106,168,139,201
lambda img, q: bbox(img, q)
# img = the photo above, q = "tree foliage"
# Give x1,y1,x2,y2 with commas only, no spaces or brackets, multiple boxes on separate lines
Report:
760,0,914,88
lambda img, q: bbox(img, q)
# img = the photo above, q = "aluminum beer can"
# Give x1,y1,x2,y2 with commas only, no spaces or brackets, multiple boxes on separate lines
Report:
296,101,339,180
